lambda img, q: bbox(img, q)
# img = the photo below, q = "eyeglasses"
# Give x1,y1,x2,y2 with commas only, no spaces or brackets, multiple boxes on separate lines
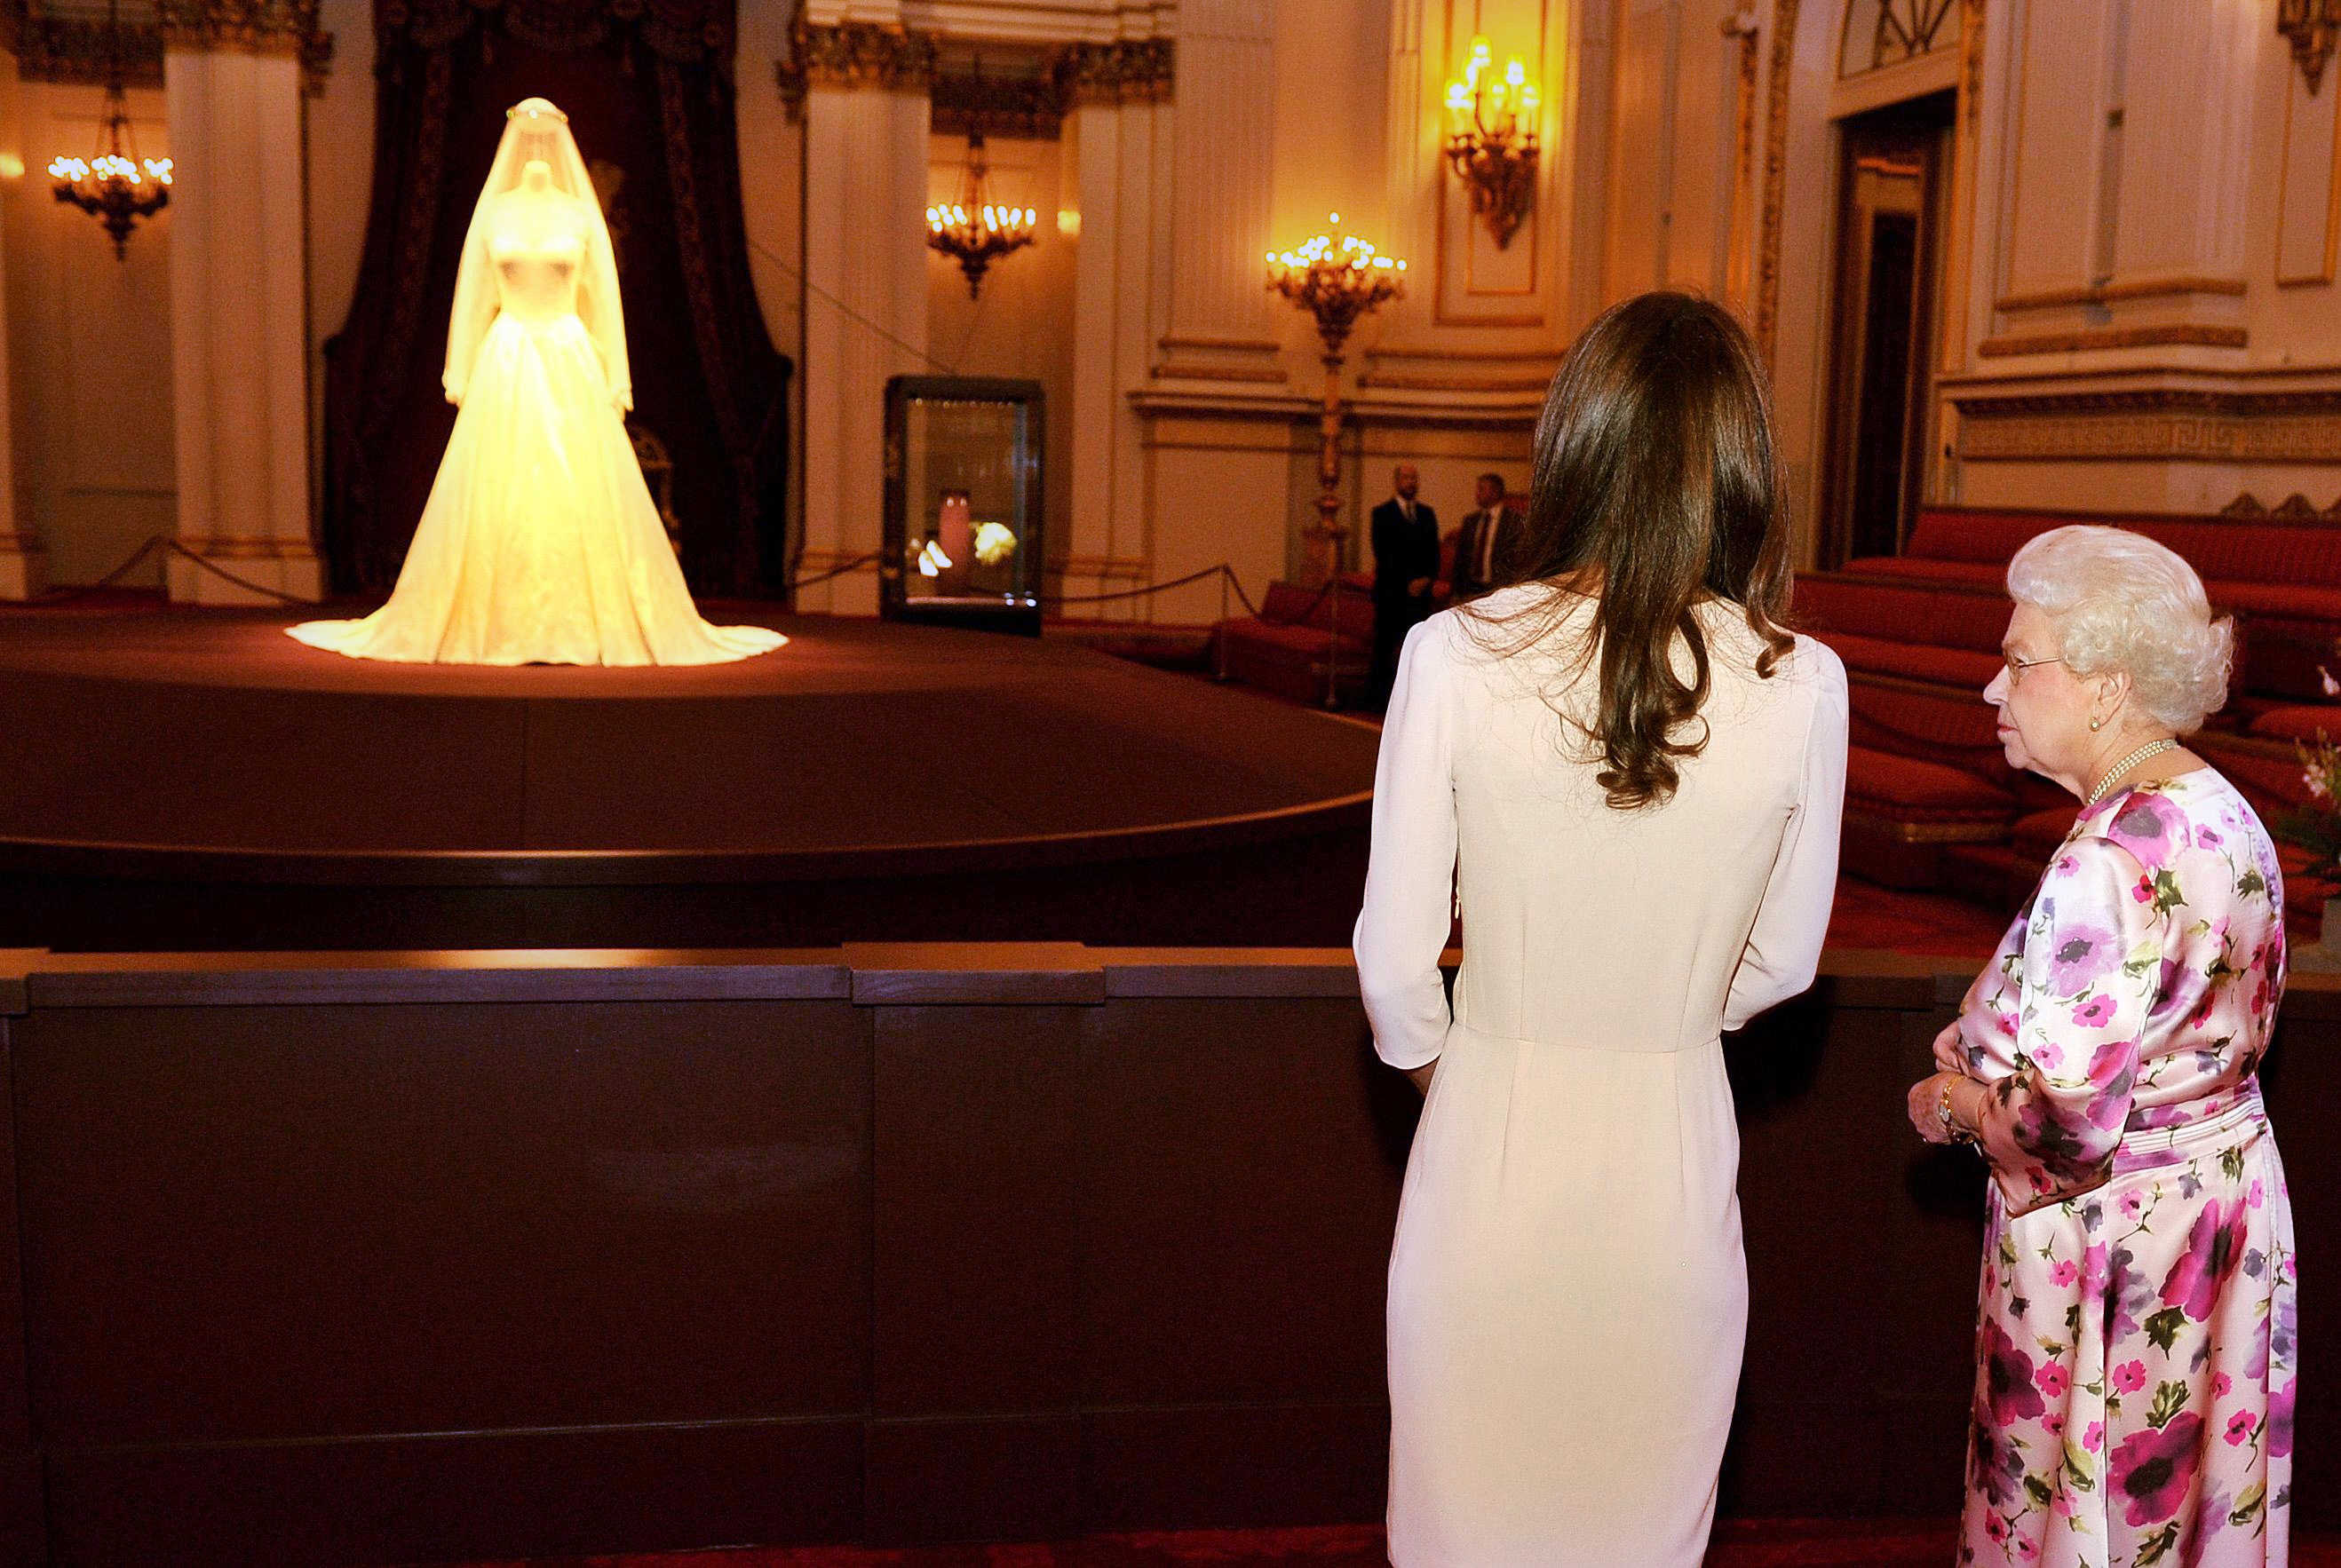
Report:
2002,653,2066,685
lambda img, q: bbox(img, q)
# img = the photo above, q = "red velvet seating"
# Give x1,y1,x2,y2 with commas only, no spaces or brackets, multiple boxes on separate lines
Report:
1793,574,2007,691
2250,705,2341,743
1837,675,2049,887
1212,577,1375,706
1844,506,2341,703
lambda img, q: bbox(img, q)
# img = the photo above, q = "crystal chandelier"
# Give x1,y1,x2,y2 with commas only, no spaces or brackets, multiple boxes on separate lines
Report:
1443,35,1540,249
925,127,1036,299
49,0,171,259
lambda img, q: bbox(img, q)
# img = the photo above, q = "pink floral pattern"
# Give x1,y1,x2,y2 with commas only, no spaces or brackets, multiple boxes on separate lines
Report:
1955,772,2297,1567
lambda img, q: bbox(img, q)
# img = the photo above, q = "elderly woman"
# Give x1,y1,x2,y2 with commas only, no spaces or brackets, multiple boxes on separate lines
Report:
1907,524,2296,1565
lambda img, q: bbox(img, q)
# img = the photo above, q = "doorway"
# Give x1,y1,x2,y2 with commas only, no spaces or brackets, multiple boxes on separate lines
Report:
1818,91,1954,567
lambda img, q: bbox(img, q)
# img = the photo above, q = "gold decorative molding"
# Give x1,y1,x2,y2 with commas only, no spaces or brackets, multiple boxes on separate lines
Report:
1959,0,1984,131
179,535,318,558
1152,362,1290,384
1053,37,1173,107
1755,0,1801,362
1951,385,2341,462
2280,0,2341,97
1994,274,2247,313
1356,370,1554,392
2222,490,2341,519
1723,9,1761,304
1977,323,2248,357
1845,812,2015,845
0,0,164,87
777,16,937,117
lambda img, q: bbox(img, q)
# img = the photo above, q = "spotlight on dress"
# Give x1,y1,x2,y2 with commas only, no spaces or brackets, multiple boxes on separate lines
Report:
290,98,785,667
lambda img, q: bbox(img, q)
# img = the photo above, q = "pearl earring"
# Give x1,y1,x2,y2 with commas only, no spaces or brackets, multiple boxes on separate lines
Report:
2090,717,2102,731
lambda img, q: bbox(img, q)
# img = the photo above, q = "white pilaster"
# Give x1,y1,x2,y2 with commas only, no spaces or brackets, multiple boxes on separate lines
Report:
1157,0,1279,381
1064,82,1170,612
798,80,931,615
164,48,319,605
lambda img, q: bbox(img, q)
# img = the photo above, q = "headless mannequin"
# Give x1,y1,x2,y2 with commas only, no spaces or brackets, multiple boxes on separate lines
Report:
478,160,622,411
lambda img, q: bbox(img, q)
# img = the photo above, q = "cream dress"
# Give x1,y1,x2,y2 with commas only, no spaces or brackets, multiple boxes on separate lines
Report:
1354,586,1848,1567
290,99,783,668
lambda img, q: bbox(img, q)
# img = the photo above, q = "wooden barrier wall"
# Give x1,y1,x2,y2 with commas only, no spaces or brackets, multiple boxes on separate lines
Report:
0,944,2330,1565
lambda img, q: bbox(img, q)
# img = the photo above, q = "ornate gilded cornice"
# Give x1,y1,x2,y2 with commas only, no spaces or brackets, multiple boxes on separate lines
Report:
780,28,1168,123
378,0,731,70
932,67,1062,141
1950,384,2341,463
777,16,936,116
0,0,165,87
158,0,332,92
1053,36,1172,107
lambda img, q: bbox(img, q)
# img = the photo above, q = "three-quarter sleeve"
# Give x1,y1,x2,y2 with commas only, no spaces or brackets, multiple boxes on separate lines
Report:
1721,645,1850,1032
1971,834,2162,1212
1353,617,1461,1070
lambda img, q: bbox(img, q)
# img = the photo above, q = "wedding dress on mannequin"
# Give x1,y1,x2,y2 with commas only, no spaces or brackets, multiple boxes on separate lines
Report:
290,98,784,666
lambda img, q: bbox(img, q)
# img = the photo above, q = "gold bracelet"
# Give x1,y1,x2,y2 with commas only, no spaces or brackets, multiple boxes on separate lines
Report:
1936,1076,1973,1144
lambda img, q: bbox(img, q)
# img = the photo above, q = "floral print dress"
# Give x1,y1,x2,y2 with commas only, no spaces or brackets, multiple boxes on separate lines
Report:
1956,771,2297,1568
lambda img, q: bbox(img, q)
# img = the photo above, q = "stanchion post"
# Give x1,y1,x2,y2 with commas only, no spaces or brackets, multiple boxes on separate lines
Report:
1324,567,1343,709
1215,567,1231,681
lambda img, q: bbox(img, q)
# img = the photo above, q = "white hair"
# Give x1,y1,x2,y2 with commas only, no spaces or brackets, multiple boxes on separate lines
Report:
2005,524,2234,734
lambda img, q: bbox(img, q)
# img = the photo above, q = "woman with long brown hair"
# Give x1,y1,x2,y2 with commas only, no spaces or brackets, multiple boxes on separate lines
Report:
1353,291,1848,1565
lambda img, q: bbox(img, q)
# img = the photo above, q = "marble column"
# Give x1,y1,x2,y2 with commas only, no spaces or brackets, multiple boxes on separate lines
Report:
162,22,321,605
787,12,933,616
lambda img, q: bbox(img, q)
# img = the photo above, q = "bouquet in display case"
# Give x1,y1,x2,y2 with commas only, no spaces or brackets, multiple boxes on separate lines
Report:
882,376,1044,637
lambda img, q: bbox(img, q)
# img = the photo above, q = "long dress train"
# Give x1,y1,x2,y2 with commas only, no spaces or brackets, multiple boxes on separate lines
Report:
290,98,782,668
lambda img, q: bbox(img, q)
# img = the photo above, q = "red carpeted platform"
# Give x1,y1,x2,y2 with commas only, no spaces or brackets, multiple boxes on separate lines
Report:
0,610,1380,951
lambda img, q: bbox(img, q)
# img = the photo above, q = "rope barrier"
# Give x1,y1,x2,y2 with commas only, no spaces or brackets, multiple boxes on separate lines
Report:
786,550,881,590
20,534,1339,653
18,536,318,608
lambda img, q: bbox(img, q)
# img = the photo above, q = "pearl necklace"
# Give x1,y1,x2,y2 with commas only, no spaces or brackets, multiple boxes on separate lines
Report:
2085,737,2178,807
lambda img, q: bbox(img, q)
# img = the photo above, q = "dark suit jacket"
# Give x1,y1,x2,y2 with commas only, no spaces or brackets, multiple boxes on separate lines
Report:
1369,498,1440,606
1452,504,1510,598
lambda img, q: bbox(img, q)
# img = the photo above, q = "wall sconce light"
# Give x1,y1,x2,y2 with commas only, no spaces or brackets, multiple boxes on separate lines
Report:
2280,0,2341,95
1443,35,1540,249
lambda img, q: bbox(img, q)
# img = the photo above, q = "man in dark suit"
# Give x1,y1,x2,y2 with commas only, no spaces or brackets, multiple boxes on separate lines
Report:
1367,463,1440,710
1451,472,1512,601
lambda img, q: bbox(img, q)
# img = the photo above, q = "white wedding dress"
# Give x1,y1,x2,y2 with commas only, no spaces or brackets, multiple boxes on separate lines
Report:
290,99,783,667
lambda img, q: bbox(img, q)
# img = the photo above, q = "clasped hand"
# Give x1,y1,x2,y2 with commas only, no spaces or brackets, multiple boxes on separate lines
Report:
1905,1020,1978,1145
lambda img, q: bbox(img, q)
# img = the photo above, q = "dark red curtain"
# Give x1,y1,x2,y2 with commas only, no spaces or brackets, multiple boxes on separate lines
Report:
322,0,791,598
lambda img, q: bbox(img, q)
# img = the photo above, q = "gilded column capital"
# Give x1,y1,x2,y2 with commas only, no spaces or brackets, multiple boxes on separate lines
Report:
0,0,166,87
778,16,938,119
158,0,333,93
1052,37,1174,107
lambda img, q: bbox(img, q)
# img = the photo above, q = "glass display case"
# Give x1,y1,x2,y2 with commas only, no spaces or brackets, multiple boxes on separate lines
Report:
882,376,1044,636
